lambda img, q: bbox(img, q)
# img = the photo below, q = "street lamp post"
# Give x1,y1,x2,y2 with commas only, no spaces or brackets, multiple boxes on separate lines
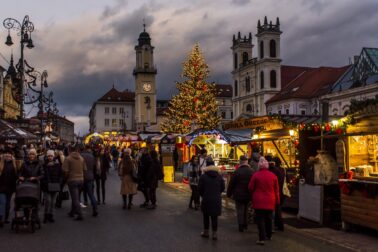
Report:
3,15,35,118
25,69,48,143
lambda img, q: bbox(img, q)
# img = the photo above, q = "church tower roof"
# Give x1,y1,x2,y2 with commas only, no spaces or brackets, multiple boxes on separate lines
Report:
138,22,151,46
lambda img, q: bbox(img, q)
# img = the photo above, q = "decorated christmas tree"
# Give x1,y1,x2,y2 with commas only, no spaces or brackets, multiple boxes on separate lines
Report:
161,44,220,133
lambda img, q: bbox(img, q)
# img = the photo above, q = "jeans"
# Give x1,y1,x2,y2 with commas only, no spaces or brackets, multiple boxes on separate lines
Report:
43,192,58,215
235,201,249,227
189,185,200,207
203,214,218,231
68,181,83,217
0,193,6,218
255,209,273,241
113,159,118,170
84,180,97,210
95,178,106,203
5,193,13,220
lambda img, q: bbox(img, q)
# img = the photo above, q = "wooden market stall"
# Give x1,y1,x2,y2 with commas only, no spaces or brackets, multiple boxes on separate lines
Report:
0,119,37,146
339,112,378,230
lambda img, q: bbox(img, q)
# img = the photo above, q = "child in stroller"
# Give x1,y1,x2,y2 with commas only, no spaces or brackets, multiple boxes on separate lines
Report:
11,179,41,233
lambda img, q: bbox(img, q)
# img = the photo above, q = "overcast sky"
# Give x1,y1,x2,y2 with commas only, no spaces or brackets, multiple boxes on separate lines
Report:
1,0,377,134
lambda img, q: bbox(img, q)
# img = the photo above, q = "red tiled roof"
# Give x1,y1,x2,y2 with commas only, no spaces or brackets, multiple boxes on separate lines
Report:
280,65,315,88
98,87,135,102
267,65,350,104
215,84,232,97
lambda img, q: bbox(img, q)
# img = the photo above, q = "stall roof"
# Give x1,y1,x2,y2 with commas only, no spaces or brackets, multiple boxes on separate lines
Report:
0,119,37,143
187,129,251,144
278,115,342,124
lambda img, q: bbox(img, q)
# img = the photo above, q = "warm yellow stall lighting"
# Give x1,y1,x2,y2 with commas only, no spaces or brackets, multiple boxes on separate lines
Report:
252,134,259,140
331,120,339,127
289,129,295,136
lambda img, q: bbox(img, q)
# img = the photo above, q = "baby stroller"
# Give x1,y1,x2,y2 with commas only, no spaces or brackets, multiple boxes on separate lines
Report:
11,180,41,233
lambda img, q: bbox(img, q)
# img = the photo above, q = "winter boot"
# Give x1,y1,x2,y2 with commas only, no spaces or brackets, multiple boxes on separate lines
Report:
92,208,98,217
212,231,217,240
201,229,209,238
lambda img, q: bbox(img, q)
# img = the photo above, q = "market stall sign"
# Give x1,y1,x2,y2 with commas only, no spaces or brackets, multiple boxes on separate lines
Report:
223,116,283,130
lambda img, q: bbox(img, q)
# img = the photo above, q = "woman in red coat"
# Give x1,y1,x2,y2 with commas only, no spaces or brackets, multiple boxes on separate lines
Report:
248,157,280,245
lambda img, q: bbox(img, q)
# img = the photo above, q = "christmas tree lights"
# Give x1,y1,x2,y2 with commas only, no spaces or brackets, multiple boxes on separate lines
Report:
161,44,220,133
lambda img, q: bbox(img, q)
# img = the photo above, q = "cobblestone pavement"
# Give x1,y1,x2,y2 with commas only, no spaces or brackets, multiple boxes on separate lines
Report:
0,171,353,252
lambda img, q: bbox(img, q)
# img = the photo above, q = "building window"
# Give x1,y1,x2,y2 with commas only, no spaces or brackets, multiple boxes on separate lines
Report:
246,104,252,113
301,110,306,115
234,80,238,96
231,111,233,119
119,119,124,127
286,109,289,115
245,76,251,93
260,71,264,89
278,110,282,115
112,107,117,114
105,107,109,114
260,41,264,59
119,107,124,114
112,119,117,127
221,111,226,119
104,119,109,126
242,52,248,65
270,70,277,88
234,53,238,69
270,40,276,58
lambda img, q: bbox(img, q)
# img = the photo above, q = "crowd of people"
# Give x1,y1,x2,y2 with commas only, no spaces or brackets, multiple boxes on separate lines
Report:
0,143,163,227
188,149,286,245
1,141,286,246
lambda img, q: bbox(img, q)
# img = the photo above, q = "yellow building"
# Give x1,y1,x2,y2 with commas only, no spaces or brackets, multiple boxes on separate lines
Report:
2,55,21,119
3,76,21,119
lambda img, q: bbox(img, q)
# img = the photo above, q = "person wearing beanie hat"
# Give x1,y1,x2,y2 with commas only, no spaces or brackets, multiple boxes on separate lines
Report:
248,156,280,245
227,154,254,232
41,149,63,223
198,159,225,240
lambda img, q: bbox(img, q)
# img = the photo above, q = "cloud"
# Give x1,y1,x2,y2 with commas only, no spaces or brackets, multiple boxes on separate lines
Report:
232,0,250,6
1,0,378,134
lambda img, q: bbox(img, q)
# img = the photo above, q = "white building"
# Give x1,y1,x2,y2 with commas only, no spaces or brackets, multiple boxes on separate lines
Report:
89,87,135,133
321,48,378,116
231,16,282,119
215,84,233,122
266,66,349,116
89,24,158,133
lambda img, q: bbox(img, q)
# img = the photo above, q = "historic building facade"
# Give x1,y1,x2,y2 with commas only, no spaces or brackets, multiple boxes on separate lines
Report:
231,16,282,119
215,84,233,123
134,25,157,131
89,87,135,133
321,48,378,116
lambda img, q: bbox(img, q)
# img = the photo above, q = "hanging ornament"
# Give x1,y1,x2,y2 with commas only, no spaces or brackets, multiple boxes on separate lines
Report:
193,97,199,103
335,128,343,135
299,123,305,131
293,139,299,148
313,124,320,133
325,123,331,132
203,85,207,91
183,120,190,126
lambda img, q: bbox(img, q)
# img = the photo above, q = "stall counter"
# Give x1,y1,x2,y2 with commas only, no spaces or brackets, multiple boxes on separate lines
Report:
339,178,378,230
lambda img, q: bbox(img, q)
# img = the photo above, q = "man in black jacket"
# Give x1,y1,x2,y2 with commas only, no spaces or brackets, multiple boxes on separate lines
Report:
81,145,98,217
227,155,254,232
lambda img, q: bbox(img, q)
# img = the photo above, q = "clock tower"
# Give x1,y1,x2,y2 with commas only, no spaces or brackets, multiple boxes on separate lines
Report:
133,24,157,131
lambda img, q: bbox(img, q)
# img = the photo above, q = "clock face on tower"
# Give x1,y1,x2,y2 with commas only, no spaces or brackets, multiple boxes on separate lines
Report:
142,83,152,92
